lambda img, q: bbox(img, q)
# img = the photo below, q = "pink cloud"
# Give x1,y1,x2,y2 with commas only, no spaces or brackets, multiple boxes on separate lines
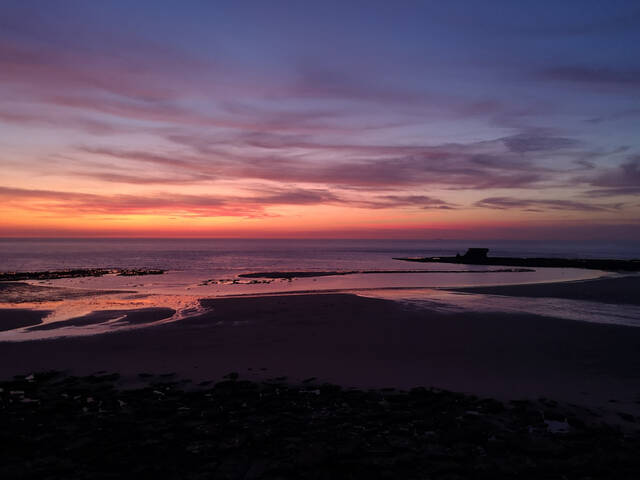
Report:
0,185,454,218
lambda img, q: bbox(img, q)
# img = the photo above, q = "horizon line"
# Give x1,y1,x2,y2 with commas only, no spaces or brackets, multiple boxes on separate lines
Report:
0,236,635,243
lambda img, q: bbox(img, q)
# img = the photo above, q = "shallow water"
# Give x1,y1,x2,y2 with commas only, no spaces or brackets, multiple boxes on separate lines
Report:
0,292,207,341
363,287,640,328
1,238,638,274
0,269,630,341
0,238,638,340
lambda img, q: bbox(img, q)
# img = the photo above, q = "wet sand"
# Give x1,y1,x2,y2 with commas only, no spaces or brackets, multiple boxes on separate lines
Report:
27,307,175,331
237,268,533,279
447,275,640,306
1,291,639,420
0,281,133,303
0,308,50,331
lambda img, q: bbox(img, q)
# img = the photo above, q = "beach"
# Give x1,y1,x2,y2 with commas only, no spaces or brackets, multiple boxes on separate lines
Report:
2,276,640,419
2,271,640,479
2,273,640,477
5,0,640,474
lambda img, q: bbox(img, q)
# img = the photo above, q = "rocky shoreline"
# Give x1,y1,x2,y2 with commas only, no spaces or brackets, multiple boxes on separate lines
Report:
238,268,533,279
395,255,640,272
2,371,639,479
0,268,165,282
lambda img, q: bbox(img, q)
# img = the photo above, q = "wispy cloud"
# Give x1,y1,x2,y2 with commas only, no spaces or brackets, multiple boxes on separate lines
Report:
0,185,454,218
71,140,554,190
501,133,580,153
518,9,640,36
580,156,640,197
475,196,622,212
95,130,584,190
541,66,640,91
1,2,639,237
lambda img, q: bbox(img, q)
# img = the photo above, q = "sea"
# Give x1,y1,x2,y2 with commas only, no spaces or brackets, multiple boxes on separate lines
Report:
1,238,639,340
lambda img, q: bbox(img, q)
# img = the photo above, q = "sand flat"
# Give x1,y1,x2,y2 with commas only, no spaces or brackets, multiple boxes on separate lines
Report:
26,307,175,331
447,275,640,305
1,292,639,419
0,309,50,331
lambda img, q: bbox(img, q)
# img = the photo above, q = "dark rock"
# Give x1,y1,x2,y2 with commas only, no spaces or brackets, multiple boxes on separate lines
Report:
2,372,639,479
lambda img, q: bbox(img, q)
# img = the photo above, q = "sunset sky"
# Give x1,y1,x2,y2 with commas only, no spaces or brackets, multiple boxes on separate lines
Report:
1,0,639,239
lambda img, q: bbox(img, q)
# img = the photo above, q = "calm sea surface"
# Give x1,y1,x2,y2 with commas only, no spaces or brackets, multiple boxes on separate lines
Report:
2,238,638,273
1,239,639,340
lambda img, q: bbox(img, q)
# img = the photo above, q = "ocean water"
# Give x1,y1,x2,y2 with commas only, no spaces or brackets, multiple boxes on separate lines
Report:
1,238,639,340
1,238,638,274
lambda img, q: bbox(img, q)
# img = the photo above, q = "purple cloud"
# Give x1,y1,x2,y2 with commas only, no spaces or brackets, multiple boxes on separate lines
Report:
73,142,552,190
475,196,622,212
502,133,580,153
0,184,454,218
579,156,640,197
541,66,640,90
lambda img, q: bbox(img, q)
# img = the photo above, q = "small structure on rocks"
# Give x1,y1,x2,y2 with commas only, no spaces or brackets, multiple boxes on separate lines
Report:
463,248,489,260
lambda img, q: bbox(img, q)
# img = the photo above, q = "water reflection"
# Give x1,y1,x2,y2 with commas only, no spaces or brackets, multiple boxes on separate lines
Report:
0,293,207,341
1,267,631,342
363,289,640,328
36,266,607,296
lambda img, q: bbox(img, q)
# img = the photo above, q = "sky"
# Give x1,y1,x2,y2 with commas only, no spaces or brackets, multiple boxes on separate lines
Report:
1,0,639,239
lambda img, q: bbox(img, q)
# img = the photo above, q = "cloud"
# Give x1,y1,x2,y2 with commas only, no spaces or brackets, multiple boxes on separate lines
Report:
286,65,434,107
580,157,640,197
1,18,350,138
348,195,456,210
0,17,539,139
157,131,581,190
502,133,580,153
68,169,217,185
73,141,552,190
0,186,256,218
585,108,640,124
0,184,454,218
0,39,180,103
475,196,621,212
586,187,640,197
518,9,640,36
1,5,636,230
541,66,640,90
0,25,394,137
0,108,132,135
62,127,599,193
591,156,640,187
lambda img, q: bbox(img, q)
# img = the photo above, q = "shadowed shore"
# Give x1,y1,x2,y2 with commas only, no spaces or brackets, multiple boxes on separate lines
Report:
2,371,639,479
0,308,50,331
395,253,640,271
238,268,533,279
446,275,640,306
2,281,640,478
394,248,640,272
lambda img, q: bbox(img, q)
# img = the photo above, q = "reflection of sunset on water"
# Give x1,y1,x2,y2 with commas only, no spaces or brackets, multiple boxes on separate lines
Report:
0,292,205,341
0,264,620,341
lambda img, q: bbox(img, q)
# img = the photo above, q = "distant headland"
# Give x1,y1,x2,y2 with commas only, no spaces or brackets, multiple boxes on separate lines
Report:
394,248,640,272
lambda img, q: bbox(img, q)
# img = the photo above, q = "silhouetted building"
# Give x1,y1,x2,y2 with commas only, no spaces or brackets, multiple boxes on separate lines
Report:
463,248,489,260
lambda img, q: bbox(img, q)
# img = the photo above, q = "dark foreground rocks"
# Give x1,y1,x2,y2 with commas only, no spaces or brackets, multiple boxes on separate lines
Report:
1,372,639,479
